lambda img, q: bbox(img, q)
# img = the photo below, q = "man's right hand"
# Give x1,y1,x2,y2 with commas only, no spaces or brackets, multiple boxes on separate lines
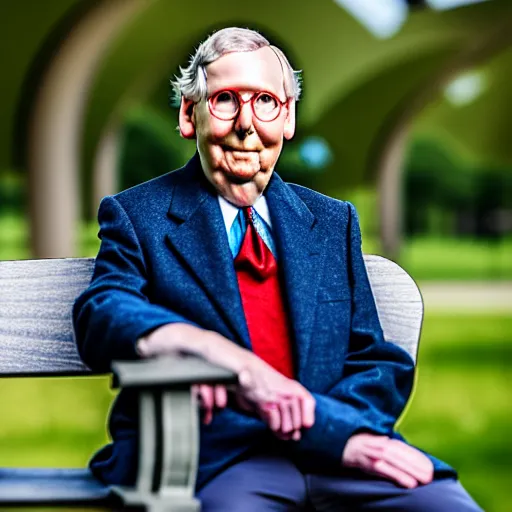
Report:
136,323,315,440
235,356,316,441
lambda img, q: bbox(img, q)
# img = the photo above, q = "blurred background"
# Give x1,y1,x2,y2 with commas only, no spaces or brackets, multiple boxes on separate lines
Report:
1,0,511,510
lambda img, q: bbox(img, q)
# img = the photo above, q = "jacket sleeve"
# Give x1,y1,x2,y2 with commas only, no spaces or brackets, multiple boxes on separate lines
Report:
72,195,196,373
293,202,416,468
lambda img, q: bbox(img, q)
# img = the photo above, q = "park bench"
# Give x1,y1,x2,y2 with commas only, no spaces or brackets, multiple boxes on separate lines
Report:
0,255,423,511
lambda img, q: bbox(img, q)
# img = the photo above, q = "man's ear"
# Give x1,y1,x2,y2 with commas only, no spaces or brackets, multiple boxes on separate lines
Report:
178,97,196,139
283,99,296,140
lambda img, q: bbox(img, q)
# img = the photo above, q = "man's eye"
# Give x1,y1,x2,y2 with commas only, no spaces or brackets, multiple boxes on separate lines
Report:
258,94,274,104
216,92,234,103
211,91,238,115
255,93,278,115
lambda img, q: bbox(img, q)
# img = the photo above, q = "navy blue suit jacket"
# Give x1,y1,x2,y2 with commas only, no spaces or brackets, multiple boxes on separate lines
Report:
73,154,456,489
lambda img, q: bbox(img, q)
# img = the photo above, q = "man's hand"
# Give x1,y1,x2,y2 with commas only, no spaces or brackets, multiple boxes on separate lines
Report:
342,433,434,488
193,384,228,425
235,359,315,441
137,323,315,438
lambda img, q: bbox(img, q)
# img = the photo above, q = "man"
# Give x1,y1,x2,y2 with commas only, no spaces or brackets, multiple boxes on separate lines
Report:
73,27,481,511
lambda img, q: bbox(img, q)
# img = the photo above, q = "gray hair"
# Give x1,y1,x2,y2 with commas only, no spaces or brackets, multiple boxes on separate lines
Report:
170,27,302,107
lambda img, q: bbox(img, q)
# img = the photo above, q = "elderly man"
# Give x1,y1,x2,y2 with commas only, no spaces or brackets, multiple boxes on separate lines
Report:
73,27,481,511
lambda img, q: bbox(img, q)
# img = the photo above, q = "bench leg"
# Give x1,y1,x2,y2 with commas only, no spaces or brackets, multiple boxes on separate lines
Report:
111,388,201,511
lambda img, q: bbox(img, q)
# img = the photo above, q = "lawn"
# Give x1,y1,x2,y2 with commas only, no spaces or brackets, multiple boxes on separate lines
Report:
0,314,510,511
399,313,512,512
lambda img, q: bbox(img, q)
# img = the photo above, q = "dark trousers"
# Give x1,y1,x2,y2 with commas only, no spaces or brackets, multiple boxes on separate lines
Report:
197,454,483,511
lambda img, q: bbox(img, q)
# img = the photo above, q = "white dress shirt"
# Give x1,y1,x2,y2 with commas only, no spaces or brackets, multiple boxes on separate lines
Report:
218,194,272,234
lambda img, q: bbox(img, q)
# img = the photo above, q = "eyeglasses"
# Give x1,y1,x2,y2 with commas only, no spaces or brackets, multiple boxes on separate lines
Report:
207,89,288,122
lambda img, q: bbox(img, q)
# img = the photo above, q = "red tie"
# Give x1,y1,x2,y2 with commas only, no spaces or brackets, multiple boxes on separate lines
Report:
234,207,295,378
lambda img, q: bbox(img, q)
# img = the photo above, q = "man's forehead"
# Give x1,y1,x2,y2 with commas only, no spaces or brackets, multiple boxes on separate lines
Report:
205,46,286,97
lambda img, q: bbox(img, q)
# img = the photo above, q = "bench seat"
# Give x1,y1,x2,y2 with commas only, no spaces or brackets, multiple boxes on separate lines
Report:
0,468,113,507
0,256,422,510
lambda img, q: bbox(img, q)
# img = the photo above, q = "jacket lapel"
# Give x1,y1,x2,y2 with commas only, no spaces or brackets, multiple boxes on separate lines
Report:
164,156,250,348
265,175,325,382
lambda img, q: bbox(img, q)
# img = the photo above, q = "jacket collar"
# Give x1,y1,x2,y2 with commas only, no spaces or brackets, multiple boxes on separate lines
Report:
265,174,324,380
165,155,324,378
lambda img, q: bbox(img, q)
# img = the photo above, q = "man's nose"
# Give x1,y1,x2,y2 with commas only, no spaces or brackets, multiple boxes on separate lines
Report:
234,101,254,139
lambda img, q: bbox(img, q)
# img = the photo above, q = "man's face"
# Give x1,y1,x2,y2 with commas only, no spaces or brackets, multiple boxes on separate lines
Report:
179,46,295,207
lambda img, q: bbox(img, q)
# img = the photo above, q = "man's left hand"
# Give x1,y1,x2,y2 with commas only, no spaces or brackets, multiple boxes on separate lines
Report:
342,433,434,488
194,384,228,425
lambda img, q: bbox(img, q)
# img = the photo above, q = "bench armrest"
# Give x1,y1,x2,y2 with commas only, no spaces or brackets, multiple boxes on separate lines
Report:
112,354,237,389
110,354,237,512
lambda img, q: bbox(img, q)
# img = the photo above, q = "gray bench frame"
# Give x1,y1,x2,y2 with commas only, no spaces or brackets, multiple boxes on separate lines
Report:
0,255,423,510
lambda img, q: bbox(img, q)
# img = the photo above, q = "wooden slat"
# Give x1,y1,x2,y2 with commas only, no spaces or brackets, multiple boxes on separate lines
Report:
0,258,95,375
365,255,423,362
0,256,422,375
0,467,112,506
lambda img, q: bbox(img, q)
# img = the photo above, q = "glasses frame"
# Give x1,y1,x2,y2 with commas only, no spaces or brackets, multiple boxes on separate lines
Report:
207,89,289,122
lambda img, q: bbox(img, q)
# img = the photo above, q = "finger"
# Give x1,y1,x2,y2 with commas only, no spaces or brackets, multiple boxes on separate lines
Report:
379,440,434,484
371,459,418,489
214,385,228,409
351,440,421,477
300,394,316,428
389,439,434,470
198,385,214,425
261,403,281,432
279,400,294,435
200,385,214,409
273,430,297,441
358,434,391,449
289,397,302,432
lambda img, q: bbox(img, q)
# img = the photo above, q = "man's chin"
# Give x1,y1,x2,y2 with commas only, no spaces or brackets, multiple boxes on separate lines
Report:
221,180,265,207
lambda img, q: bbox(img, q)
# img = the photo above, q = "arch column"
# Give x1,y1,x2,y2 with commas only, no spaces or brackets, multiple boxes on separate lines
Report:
27,0,152,258
376,124,408,261
92,119,122,214
375,20,512,260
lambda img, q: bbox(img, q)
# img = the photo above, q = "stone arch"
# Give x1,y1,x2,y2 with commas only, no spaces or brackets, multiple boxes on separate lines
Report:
27,0,153,258
373,17,512,259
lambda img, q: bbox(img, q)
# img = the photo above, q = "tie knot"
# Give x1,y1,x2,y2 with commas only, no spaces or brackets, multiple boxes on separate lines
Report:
243,207,254,224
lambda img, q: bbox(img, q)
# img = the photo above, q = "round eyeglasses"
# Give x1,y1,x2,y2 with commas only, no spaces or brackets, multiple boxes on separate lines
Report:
207,89,288,122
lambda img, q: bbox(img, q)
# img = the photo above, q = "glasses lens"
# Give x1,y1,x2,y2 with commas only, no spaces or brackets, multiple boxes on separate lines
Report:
254,93,279,121
210,91,238,119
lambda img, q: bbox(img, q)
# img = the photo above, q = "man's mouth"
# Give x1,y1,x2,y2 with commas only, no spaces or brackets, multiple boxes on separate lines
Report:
222,145,259,153
221,146,261,181
227,174,252,184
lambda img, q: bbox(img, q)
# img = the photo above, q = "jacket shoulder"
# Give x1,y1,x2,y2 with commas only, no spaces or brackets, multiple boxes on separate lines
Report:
287,182,352,222
103,162,196,221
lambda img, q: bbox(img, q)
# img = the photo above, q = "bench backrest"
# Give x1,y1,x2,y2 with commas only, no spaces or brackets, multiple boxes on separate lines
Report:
0,256,422,376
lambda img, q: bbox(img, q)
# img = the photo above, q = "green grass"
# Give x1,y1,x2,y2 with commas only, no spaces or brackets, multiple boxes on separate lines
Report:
359,235,512,281
344,188,512,280
0,213,101,260
0,314,510,511
399,313,512,512
0,212,29,260
399,237,512,281
0,376,114,467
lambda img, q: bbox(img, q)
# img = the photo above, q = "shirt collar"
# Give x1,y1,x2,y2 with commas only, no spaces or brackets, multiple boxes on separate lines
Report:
218,194,272,232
